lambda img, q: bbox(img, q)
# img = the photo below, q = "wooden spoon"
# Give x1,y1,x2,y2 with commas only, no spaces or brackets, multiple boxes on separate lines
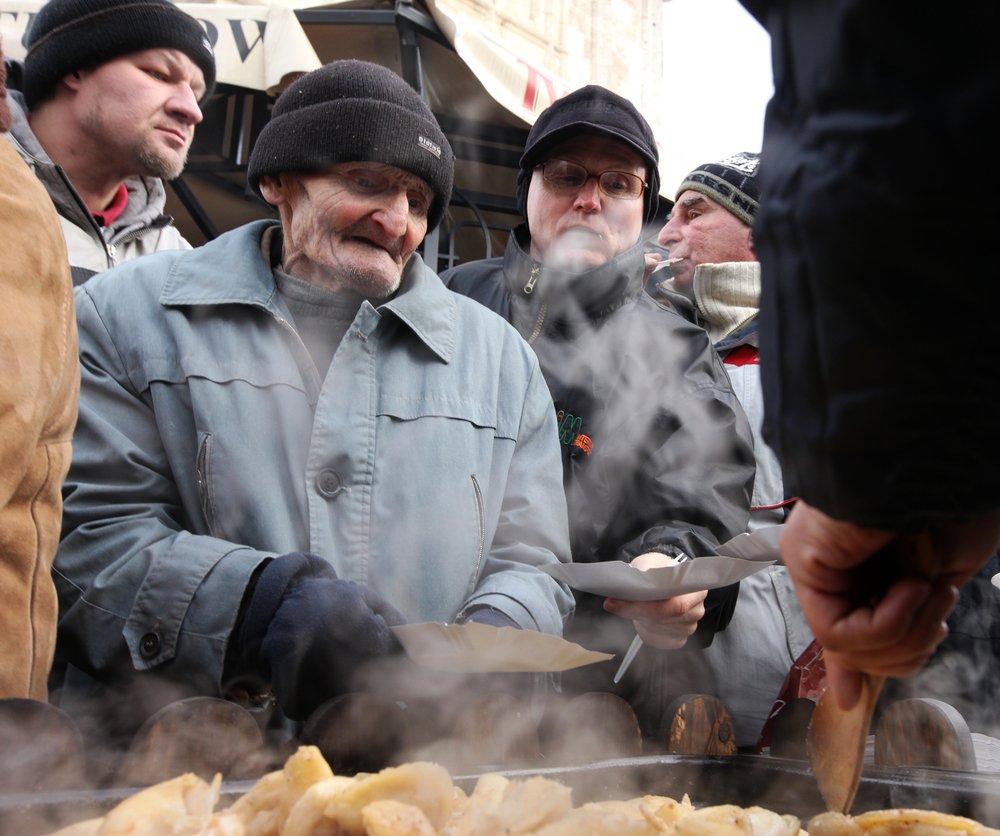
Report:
806,531,937,812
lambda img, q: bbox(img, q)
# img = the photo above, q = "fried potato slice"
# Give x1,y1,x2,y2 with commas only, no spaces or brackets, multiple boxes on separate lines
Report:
201,813,246,835
809,808,1000,836
283,761,454,836
95,772,220,835
808,812,863,835
221,744,334,836
442,774,573,836
531,798,667,835
659,802,802,836
362,799,438,835
646,794,698,826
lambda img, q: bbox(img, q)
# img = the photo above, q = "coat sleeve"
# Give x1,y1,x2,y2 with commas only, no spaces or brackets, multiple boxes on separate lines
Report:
456,353,575,635
55,287,272,697
606,332,756,644
617,380,754,643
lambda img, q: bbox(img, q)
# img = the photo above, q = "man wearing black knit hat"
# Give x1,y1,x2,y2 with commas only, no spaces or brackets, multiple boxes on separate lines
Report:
54,59,573,752
443,88,755,746
3,0,216,284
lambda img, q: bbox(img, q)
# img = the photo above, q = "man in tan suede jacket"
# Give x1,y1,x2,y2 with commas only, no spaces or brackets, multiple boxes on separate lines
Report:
0,42,79,700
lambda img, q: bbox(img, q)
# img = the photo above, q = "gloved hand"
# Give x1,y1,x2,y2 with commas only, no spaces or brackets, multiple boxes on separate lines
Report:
237,552,405,720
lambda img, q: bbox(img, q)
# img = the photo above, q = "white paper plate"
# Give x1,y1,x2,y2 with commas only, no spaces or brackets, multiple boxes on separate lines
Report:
540,525,782,601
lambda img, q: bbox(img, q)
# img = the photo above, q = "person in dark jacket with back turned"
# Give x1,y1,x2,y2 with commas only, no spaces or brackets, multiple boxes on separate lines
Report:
737,0,1000,713
442,86,755,740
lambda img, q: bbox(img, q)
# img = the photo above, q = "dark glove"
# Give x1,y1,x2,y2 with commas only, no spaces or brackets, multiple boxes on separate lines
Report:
237,552,405,720
459,606,520,629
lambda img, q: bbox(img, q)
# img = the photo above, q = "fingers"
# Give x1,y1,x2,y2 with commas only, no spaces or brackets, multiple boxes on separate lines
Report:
605,590,708,650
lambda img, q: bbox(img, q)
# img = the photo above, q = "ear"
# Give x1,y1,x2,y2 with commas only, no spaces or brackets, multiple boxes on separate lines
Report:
258,174,288,207
62,69,84,92
746,226,756,258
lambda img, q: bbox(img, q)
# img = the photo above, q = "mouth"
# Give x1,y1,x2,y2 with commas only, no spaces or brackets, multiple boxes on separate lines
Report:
157,126,189,147
349,234,402,262
561,226,604,240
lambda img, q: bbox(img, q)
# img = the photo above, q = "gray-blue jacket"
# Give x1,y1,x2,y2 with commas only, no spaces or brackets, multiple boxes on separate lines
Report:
56,220,573,700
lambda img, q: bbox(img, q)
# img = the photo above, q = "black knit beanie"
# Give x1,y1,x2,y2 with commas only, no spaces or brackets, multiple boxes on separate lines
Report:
22,0,216,108
676,151,760,226
247,60,454,231
516,84,660,227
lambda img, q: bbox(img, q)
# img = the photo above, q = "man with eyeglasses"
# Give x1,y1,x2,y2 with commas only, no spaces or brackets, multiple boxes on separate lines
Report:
443,86,755,744
53,60,574,753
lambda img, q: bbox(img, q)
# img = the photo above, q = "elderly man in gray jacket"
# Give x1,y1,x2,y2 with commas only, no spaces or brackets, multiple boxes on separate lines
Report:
55,60,573,747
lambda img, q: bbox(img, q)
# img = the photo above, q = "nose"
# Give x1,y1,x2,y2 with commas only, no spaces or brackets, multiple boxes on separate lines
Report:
167,82,204,126
657,217,679,247
372,189,410,236
572,176,602,211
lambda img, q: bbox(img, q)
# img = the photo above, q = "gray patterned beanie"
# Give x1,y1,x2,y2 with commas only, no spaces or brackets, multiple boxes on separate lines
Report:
676,151,760,226
23,0,216,108
248,60,454,231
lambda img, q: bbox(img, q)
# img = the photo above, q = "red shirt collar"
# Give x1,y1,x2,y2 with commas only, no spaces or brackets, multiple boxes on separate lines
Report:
91,183,129,227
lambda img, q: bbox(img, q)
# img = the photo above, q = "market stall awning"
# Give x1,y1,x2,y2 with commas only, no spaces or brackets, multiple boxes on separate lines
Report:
1,1,322,92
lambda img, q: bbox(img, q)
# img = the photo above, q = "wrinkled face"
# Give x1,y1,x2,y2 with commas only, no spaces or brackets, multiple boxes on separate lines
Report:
656,189,754,295
259,162,432,298
70,48,205,180
526,135,647,272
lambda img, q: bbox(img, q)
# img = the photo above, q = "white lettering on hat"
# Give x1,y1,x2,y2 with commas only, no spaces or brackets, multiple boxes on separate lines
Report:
719,151,759,174
418,135,442,159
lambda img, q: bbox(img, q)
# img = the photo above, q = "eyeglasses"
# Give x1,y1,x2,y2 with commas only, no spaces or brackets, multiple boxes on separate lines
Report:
536,159,647,201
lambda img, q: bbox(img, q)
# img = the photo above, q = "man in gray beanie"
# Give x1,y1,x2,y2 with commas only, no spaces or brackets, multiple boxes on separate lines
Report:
3,0,216,284
53,59,573,755
443,87,755,748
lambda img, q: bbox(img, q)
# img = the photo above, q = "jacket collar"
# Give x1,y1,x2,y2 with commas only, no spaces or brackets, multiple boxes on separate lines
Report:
159,220,457,363
5,91,170,231
505,223,646,323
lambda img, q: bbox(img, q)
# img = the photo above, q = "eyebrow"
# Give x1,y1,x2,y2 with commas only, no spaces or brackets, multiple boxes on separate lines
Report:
669,194,710,219
679,195,709,209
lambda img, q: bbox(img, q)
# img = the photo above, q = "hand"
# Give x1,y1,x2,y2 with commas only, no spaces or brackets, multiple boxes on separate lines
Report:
643,250,662,280
237,552,406,720
603,551,707,650
780,501,1000,710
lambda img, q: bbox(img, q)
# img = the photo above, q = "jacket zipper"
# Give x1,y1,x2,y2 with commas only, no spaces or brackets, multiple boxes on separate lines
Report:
523,264,548,345
523,264,541,294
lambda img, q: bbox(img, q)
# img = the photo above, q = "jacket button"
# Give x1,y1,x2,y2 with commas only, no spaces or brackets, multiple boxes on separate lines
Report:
139,633,160,659
316,468,345,499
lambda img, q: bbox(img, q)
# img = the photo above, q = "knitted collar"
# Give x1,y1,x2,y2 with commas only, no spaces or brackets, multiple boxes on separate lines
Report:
692,261,761,344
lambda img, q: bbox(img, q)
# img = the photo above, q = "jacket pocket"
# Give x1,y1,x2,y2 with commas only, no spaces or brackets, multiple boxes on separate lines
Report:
196,432,217,537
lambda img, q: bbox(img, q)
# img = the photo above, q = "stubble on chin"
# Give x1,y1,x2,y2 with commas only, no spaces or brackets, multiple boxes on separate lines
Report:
342,263,403,301
136,139,188,181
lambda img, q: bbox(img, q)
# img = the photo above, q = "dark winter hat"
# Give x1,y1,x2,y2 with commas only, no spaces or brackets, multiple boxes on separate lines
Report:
22,0,216,109
676,151,760,227
516,84,660,226
247,60,454,231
